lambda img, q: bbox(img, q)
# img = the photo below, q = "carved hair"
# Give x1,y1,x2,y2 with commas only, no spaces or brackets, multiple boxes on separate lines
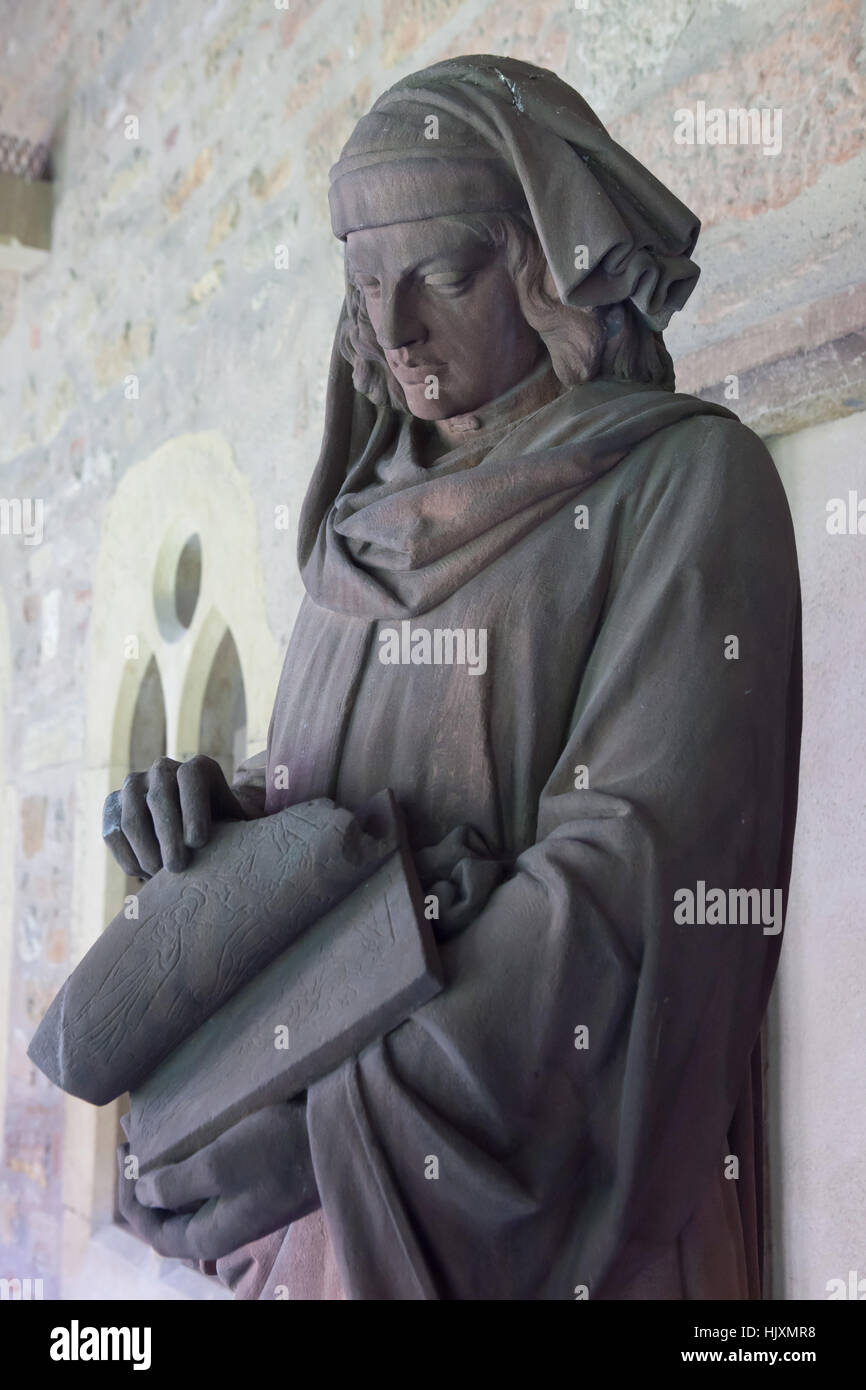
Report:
339,208,675,410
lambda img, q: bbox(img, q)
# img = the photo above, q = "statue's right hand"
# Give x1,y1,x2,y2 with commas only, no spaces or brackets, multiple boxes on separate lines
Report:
101,754,247,878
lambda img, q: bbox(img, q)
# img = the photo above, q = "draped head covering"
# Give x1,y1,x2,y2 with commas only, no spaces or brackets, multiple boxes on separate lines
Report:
299,56,724,621
329,53,701,329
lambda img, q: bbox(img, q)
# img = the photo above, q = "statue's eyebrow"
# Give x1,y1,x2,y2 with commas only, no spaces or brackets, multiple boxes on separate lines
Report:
412,243,491,273
345,256,377,277
346,241,489,280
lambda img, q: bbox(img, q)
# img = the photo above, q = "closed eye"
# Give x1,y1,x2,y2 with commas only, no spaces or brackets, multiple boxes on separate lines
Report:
422,271,472,295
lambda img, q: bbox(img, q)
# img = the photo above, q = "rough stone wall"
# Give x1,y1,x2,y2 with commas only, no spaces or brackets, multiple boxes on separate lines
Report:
0,0,863,1298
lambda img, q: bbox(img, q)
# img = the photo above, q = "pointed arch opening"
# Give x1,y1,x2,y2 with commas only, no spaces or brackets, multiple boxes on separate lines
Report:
129,655,167,772
198,628,247,784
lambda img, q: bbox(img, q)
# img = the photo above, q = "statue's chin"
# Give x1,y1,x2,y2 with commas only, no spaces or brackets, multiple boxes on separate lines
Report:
400,385,480,421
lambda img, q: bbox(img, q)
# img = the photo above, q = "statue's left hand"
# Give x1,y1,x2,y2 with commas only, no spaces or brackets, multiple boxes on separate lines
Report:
117,1100,318,1263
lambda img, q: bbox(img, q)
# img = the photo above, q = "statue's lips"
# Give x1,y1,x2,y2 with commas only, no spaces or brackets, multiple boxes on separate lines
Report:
390,362,445,385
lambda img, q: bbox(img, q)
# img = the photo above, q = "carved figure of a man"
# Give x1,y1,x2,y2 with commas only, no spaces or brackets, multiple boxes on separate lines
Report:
110,56,801,1300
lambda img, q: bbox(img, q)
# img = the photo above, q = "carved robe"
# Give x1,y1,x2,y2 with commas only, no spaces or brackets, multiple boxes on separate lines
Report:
215,343,801,1300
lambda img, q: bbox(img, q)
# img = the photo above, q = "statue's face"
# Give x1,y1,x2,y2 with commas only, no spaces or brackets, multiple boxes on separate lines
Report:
346,215,541,420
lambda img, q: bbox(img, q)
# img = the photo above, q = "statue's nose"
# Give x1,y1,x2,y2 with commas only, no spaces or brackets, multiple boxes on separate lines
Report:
377,285,425,351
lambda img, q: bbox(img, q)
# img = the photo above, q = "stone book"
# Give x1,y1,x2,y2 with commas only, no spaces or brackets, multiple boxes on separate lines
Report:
28,792,432,1107
126,841,441,1173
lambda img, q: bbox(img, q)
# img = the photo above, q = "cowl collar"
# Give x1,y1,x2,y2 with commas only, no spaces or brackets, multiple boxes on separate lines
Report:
298,323,736,621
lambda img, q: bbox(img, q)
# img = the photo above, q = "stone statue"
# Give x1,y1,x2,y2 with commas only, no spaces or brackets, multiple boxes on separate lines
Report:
58,55,805,1299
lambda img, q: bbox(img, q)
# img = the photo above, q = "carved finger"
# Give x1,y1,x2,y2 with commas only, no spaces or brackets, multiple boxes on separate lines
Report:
102,791,147,878
149,1200,219,1262
135,1153,220,1211
185,1192,284,1263
119,773,163,877
145,757,188,873
176,756,215,849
